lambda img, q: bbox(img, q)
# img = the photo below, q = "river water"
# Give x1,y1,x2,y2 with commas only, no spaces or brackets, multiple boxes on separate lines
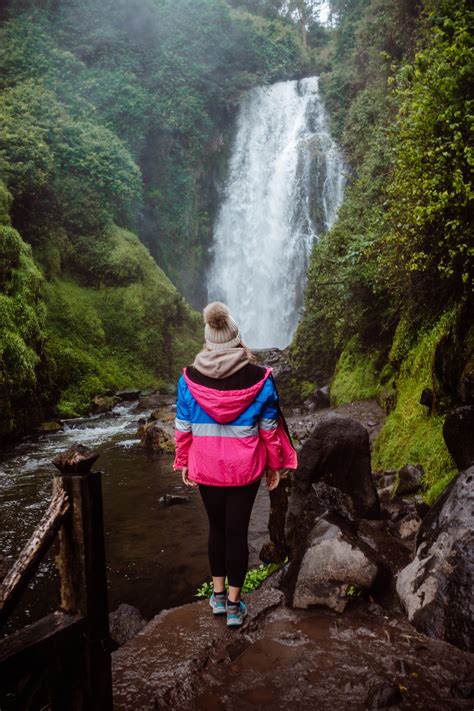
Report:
0,402,269,633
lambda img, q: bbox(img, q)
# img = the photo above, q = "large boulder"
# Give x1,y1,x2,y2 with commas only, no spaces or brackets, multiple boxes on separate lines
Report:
282,480,389,611
288,413,380,523
443,406,474,470
281,416,384,611
396,466,474,652
291,516,379,612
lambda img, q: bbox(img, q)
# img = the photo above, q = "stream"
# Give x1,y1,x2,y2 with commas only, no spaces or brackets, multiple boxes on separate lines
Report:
0,402,269,634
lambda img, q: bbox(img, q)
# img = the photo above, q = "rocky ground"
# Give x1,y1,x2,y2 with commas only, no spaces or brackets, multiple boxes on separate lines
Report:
110,391,474,710
112,585,474,710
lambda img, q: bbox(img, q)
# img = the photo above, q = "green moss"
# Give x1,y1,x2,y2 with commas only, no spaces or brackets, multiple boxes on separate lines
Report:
43,231,201,417
373,311,458,501
330,340,380,405
278,376,317,406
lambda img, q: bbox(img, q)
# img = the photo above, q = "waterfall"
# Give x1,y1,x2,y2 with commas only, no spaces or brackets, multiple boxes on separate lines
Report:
207,76,345,349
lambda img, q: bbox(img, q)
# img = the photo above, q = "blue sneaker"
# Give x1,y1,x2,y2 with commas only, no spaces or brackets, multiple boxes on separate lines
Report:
226,599,248,627
209,592,227,616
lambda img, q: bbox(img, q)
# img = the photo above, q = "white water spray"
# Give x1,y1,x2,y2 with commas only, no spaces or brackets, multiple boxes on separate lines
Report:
208,77,345,349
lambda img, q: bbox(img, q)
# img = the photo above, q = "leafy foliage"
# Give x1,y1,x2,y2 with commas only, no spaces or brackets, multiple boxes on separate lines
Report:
293,0,472,500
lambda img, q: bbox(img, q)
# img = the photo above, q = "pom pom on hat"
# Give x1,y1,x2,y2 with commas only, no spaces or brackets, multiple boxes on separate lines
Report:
202,301,241,350
203,302,230,330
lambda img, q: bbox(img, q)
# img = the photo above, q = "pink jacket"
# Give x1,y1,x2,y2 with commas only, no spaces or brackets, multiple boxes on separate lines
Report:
173,367,297,487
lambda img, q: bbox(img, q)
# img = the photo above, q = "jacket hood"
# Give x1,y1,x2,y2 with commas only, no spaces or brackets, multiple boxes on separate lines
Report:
193,348,249,379
183,367,272,424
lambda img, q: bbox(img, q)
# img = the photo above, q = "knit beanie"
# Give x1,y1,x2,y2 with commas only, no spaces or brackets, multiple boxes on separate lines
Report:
203,302,241,351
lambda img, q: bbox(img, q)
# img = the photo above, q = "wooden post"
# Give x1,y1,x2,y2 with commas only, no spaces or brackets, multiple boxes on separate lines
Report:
53,444,113,711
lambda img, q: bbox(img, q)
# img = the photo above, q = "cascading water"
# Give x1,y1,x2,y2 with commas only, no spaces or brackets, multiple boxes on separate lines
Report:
208,76,345,349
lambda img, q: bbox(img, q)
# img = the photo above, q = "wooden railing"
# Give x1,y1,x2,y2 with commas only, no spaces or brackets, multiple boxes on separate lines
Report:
0,444,113,710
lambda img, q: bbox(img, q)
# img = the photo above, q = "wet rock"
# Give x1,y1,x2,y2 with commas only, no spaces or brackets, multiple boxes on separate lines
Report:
112,584,474,710
39,420,63,434
393,464,423,496
312,481,358,522
389,512,421,541
312,385,330,410
116,388,141,401
90,394,120,414
135,392,166,411
109,603,147,647
149,407,175,423
366,681,402,708
356,519,412,577
451,680,474,699
414,495,430,519
159,494,189,507
138,421,175,454
443,405,474,470
419,387,433,413
287,412,380,524
396,466,474,651
291,517,379,612
259,475,291,563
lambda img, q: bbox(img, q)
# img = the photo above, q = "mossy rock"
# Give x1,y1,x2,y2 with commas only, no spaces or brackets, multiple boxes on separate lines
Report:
91,395,121,414
138,421,175,453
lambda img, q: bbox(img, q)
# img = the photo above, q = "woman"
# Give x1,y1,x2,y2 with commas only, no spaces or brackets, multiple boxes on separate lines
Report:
174,302,297,627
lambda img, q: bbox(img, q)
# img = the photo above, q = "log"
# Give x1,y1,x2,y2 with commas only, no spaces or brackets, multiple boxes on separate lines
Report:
0,488,69,627
54,444,113,711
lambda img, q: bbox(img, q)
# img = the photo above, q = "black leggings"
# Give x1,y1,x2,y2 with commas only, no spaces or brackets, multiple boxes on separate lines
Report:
199,479,260,589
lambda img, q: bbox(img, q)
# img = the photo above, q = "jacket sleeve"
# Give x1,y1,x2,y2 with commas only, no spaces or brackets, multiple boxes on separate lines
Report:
258,380,283,470
173,376,193,470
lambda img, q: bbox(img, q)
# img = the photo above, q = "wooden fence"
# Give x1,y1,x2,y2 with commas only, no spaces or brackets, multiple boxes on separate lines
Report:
0,444,113,710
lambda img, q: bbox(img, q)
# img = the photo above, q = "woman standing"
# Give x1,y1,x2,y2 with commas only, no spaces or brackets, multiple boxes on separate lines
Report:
174,302,297,627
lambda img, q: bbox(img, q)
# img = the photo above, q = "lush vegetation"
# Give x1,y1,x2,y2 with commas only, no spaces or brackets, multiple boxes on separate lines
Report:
0,0,306,441
291,0,473,499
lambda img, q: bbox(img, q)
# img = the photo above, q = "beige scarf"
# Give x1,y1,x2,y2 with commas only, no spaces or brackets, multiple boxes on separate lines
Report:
193,348,249,379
